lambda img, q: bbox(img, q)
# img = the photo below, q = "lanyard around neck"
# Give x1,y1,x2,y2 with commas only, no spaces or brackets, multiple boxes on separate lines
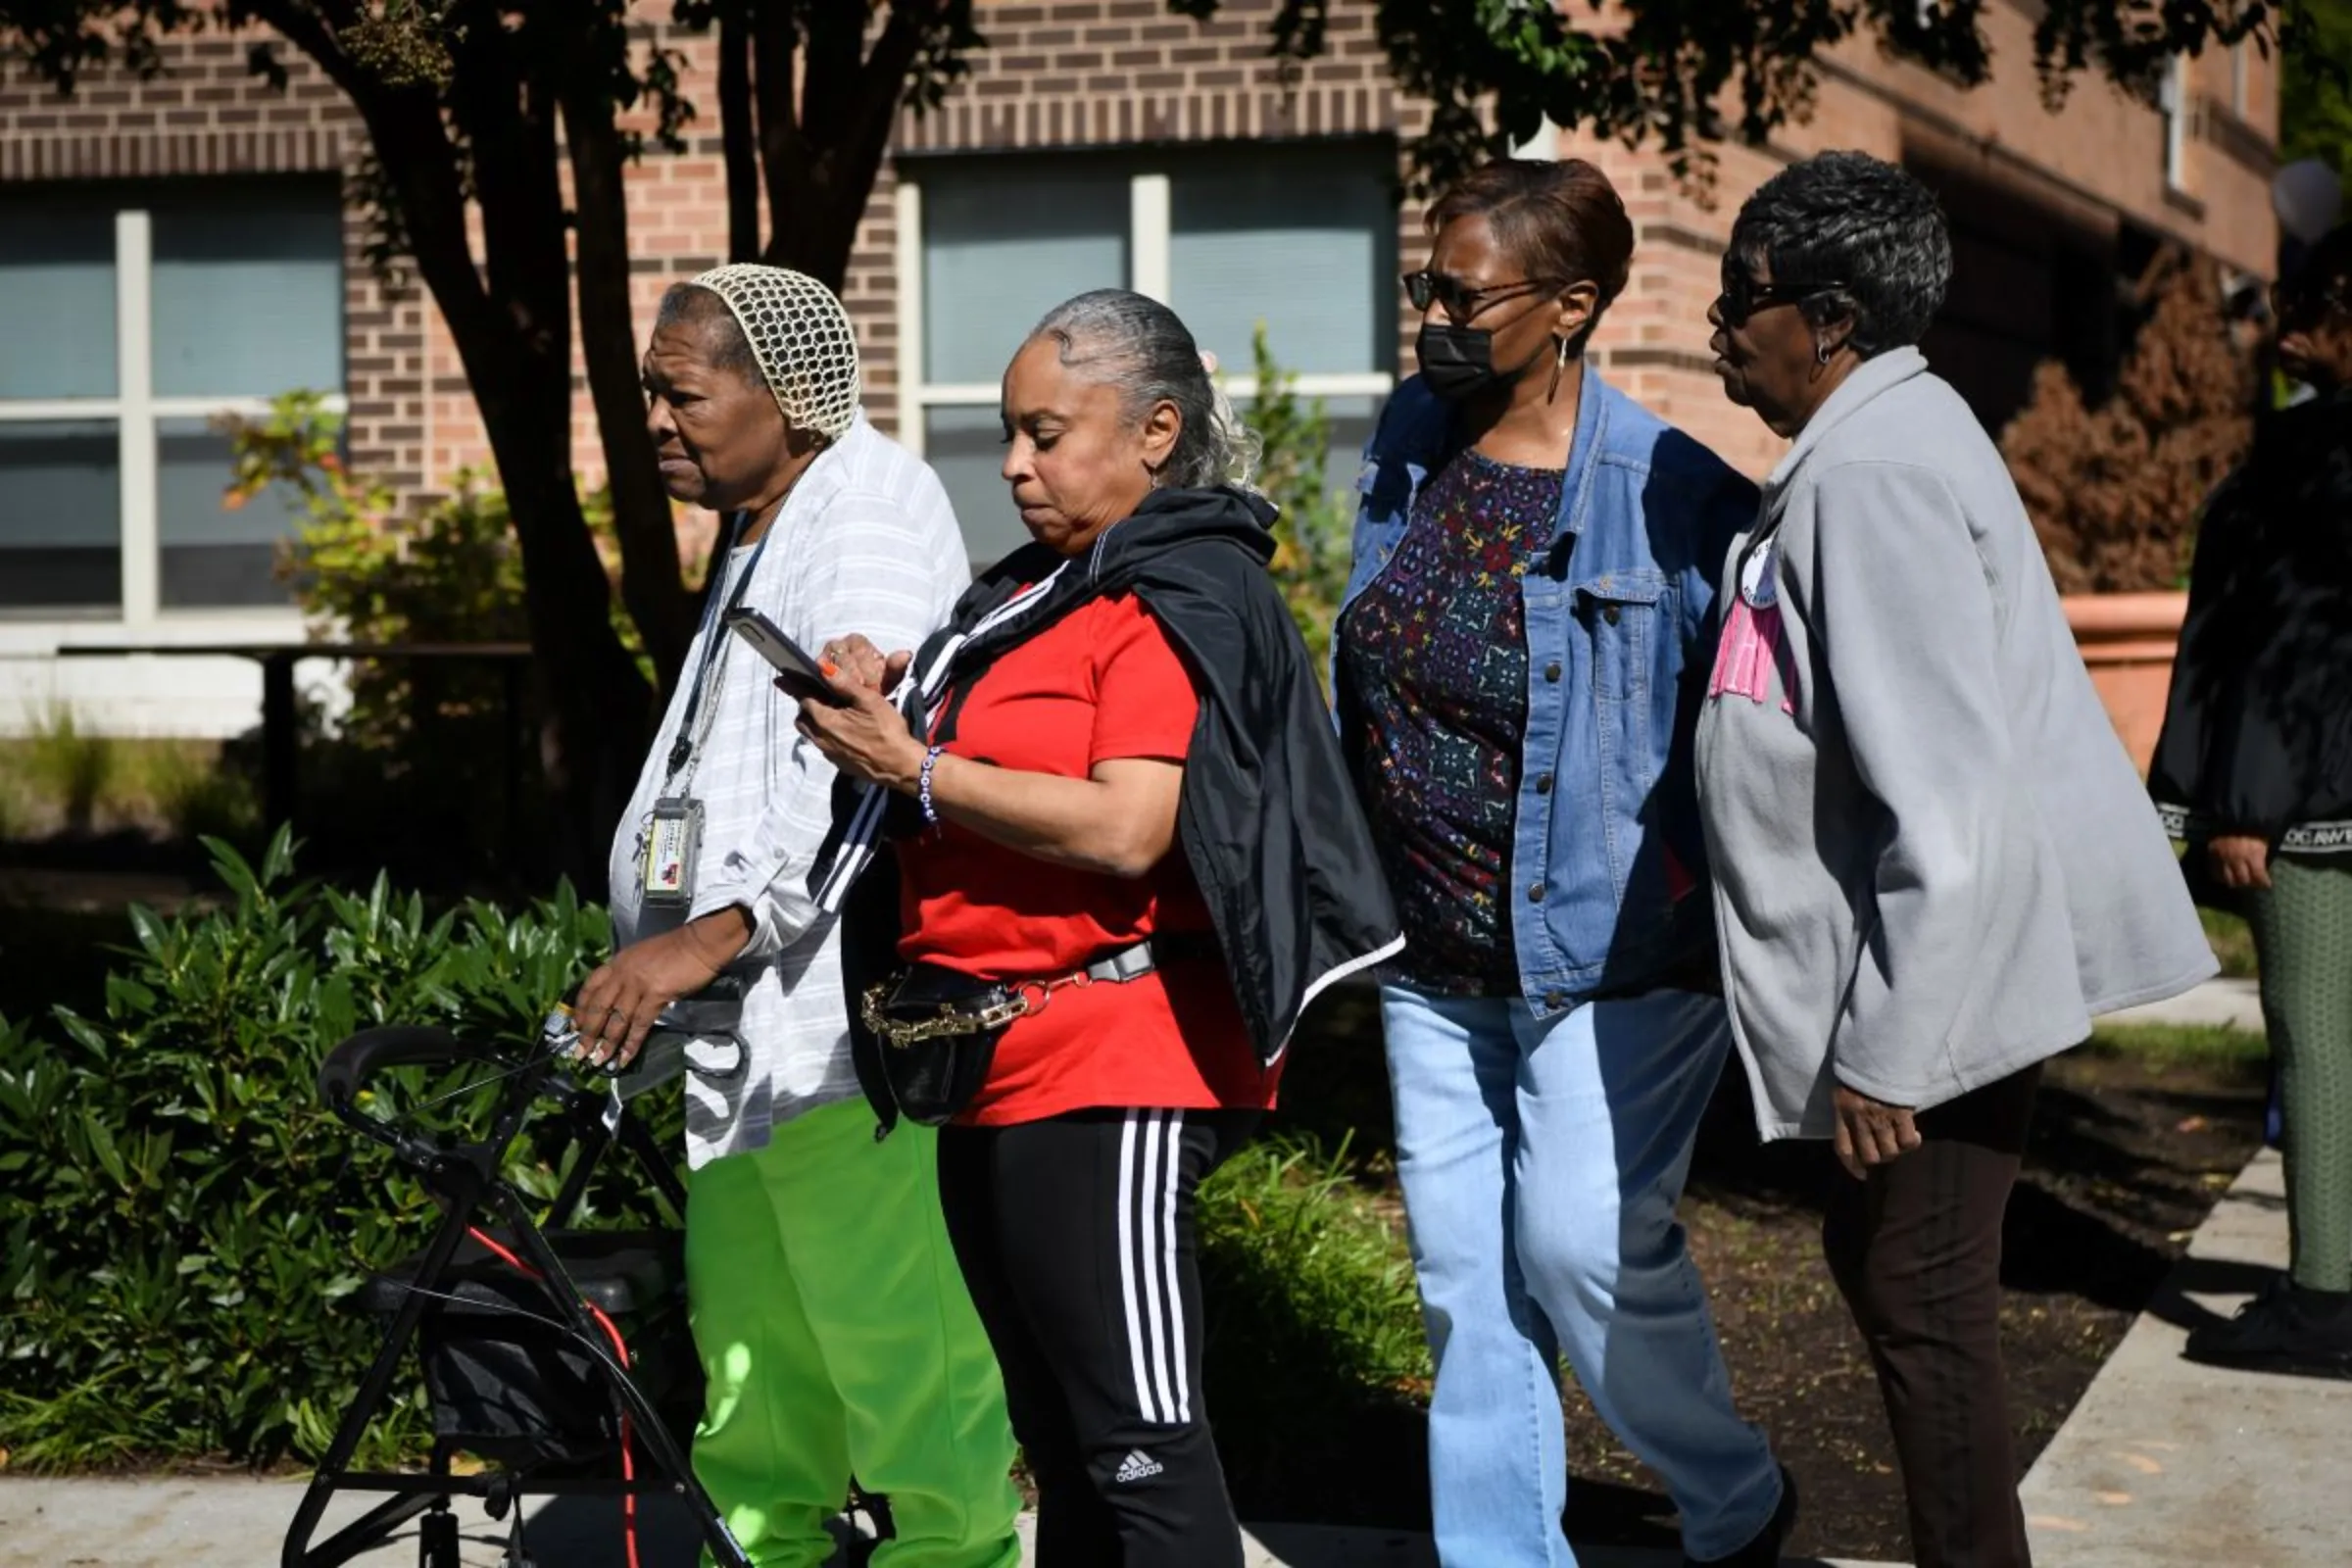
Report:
664,507,778,784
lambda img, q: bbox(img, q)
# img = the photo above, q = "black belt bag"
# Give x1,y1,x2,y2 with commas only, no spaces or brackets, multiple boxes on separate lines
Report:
858,942,1165,1127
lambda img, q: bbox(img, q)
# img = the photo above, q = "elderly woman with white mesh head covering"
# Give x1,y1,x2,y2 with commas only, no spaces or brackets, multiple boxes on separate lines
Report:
572,264,1021,1568
798,288,1400,1566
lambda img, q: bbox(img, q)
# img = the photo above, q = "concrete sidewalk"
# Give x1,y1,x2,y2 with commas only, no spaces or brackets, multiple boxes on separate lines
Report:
0,1478,1886,1567
2020,1148,2350,1566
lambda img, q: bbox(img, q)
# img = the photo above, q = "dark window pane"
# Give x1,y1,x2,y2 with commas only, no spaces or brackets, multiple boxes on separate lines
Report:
0,196,118,399
157,417,304,608
923,405,1025,568
0,420,122,612
919,158,1130,386
1172,142,1396,378
151,180,344,399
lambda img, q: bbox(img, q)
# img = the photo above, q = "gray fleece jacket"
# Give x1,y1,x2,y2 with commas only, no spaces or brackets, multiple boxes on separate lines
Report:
1694,348,2215,1141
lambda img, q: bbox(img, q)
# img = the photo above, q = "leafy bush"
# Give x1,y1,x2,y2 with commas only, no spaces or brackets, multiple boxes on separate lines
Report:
218,394,658,887
2001,245,2257,594
0,831,650,1470
0,831,1428,1485
2283,0,2352,180
1245,327,1356,676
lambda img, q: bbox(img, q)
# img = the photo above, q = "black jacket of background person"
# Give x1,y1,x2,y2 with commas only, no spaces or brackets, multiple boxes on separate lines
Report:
822,484,1404,1130
2151,388,2352,858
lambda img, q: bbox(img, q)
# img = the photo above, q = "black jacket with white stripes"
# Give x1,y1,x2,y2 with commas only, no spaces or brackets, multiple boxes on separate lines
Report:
817,484,1404,1127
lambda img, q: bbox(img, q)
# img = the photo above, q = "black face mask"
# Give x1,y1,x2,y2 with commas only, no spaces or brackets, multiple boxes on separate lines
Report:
1415,321,1550,402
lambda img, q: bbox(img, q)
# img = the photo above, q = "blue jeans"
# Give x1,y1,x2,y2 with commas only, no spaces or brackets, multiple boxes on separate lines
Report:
1383,984,1782,1565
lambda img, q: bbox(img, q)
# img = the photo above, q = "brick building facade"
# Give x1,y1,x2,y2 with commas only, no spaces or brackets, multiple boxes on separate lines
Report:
0,1,2280,734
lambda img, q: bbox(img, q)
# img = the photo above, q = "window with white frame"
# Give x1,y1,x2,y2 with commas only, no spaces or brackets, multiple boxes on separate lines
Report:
0,178,345,620
898,141,1398,564
2160,56,2191,194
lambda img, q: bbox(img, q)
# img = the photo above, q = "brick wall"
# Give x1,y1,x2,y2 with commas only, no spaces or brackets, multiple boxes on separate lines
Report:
0,0,2283,512
0,33,429,499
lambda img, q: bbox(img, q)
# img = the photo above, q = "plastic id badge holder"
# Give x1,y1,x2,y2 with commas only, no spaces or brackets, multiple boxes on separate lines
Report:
641,797,703,907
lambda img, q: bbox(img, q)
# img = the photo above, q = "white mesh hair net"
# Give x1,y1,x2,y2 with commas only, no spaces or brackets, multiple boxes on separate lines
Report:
688,264,862,440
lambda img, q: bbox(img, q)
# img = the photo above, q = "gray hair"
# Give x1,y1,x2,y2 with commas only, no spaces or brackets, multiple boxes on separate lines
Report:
1728,151,1953,360
1027,289,1259,490
656,282,765,388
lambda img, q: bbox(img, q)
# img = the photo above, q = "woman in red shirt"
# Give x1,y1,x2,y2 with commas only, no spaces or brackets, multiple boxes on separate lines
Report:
798,288,1398,1567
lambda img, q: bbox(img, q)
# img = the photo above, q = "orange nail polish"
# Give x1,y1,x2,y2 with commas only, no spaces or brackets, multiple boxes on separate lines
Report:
820,659,840,677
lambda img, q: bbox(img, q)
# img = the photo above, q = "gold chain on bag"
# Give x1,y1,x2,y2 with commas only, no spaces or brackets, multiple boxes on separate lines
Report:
859,983,1033,1051
858,962,1120,1052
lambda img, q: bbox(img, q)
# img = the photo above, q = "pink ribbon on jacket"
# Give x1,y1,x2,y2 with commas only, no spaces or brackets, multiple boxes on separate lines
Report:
1707,596,1795,714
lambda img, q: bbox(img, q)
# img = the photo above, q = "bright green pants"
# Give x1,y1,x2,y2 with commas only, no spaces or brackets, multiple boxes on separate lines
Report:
684,1100,1021,1568
2248,855,2352,1294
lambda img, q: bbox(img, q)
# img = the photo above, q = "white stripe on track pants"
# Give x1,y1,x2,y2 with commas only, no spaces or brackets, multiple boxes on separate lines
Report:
938,1106,1260,1568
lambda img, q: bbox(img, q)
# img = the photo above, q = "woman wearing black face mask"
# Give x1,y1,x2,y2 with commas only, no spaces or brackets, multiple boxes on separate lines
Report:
1331,159,1792,1568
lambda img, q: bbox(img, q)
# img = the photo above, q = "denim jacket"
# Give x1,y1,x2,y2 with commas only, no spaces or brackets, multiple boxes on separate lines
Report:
1334,368,1758,1013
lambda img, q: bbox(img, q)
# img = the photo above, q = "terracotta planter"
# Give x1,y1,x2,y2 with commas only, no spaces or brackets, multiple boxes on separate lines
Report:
2063,591,2187,775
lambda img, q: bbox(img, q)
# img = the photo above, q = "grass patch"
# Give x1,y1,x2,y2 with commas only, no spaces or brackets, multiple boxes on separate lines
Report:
2200,906,2258,978
0,719,256,843
2086,1021,2268,1076
19,706,117,835
1200,1134,1432,1525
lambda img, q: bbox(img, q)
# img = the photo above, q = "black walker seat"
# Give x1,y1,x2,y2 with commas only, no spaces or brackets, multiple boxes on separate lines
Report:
282,1023,753,1568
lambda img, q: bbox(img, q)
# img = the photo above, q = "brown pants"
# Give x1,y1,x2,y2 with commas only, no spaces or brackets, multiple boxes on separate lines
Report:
1823,1063,2043,1568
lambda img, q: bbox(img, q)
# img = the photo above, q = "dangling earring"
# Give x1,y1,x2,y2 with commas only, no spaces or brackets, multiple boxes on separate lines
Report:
1545,335,1571,402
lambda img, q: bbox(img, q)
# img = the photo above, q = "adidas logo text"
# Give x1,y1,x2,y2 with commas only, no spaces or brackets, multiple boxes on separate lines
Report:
1113,1449,1164,1484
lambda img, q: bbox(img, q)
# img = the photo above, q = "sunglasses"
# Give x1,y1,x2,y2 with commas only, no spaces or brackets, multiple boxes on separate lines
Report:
1713,278,1848,328
1401,270,1563,319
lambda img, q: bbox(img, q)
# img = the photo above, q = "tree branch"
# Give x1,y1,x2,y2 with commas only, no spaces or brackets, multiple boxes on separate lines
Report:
562,71,697,688
751,5,808,270
718,4,760,261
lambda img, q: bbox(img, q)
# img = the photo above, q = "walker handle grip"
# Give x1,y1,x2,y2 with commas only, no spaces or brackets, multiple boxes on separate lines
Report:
318,1025,486,1108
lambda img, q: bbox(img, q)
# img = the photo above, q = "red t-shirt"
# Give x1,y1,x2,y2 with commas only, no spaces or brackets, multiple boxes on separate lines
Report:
897,592,1275,1127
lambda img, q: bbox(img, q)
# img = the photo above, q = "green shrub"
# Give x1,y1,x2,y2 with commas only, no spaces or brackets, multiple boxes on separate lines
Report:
1246,327,1355,678
1199,1136,1431,1524
0,831,655,1470
219,393,656,886
0,830,1426,1483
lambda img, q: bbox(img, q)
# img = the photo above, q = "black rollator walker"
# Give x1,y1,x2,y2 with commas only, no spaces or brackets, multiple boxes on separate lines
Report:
282,986,755,1568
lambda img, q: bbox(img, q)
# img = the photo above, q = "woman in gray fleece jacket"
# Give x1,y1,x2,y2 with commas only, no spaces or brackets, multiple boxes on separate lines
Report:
1695,153,2214,1568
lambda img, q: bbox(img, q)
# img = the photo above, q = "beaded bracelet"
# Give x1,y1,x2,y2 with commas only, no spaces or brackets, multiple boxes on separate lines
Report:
918,745,945,826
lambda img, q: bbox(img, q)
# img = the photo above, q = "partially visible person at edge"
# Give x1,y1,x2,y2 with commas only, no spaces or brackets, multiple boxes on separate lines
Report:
795,288,1402,1567
1333,157,1794,1568
2152,221,2352,1382
1696,151,2216,1568
569,266,1020,1568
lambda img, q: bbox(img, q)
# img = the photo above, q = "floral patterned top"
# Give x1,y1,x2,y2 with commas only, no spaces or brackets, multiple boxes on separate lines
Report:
1338,446,1565,996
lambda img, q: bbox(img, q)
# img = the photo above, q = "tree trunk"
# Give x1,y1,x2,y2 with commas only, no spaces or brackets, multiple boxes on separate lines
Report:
719,9,760,263
336,29,654,893
750,3,932,292
563,82,697,692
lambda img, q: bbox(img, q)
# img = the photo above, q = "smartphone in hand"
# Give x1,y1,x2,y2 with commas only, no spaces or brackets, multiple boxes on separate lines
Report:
724,609,853,708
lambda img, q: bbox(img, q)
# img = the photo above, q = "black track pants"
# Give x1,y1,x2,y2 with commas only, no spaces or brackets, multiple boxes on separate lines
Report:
938,1107,1259,1568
